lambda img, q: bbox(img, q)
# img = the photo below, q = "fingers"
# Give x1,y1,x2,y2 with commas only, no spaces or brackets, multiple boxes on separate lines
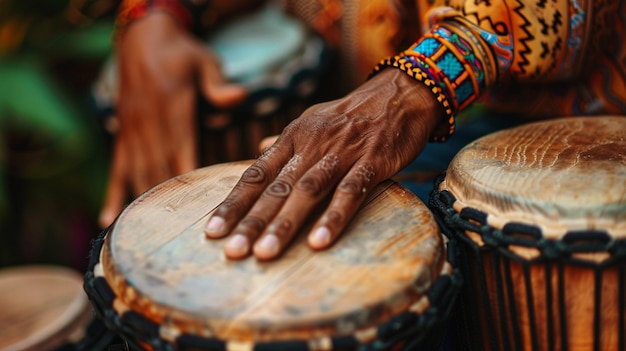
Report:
222,154,315,260
204,143,295,242
208,149,377,261
250,154,347,260
308,163,376,250
196,50,247,108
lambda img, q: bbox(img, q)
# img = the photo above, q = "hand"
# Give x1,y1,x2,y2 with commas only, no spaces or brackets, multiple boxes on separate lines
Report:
98,12,247,228
204,69,442,260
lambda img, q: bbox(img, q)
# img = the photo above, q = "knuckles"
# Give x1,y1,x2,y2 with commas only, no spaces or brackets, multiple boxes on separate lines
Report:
266,180,292,198
337,179,364,196
296,174,325,196
240,164,268,185
238,216,267,234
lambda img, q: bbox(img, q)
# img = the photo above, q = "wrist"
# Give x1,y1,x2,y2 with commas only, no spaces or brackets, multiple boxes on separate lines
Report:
370,69,444,141
370,23,493,142
115,0,193,41
370,57,455,142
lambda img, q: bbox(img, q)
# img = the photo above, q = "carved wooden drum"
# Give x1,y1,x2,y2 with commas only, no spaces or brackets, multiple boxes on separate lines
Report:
84,161,461,350
0,265,93,351
429,116,626,351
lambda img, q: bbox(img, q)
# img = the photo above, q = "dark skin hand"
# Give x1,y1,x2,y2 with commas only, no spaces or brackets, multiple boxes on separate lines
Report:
204,69,443,260
99,12,247,228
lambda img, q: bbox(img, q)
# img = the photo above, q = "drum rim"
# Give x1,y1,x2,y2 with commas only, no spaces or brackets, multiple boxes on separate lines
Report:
84,162,463,349
431,175,626,265
87,228,462,349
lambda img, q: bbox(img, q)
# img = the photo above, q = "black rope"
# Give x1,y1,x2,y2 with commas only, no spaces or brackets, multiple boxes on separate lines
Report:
83,224,463,350
428,174,626,351
493,252,510,349
593,267,602,351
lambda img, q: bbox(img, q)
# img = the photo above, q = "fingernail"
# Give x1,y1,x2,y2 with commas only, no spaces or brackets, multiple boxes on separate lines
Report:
224,234,249,256
255,234,279,256
309,226,331,247
205,216,225,237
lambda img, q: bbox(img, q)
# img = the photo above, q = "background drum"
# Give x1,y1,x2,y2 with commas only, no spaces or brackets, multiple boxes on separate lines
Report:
91,5,329,164
0,265,92,351
84,161,461,350
429,116,626,351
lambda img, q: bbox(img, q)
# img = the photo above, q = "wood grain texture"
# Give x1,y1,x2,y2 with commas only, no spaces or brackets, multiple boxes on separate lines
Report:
442,116,626,239
0,266,92,351
101,161,444,342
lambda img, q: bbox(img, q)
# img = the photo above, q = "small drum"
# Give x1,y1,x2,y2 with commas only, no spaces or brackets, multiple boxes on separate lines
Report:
91,5,329,163
0,265,93,351
429,116,626,351
84,161,461,350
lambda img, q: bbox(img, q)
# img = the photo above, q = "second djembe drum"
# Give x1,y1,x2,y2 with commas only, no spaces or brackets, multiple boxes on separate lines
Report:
430,116,626,351
85,161,461,350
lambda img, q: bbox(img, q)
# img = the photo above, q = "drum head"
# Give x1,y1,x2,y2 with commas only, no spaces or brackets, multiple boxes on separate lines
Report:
441,116,626,239
207,5,306,84
0,265,92,351
99,161,444,343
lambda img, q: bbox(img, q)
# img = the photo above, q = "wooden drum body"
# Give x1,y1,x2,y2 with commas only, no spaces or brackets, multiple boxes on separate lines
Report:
84,161,461,350
429,116,626,351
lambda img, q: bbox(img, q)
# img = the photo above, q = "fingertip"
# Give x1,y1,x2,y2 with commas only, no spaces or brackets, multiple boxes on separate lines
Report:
308,226,332,250
205,84,248,109
205,216,227,238
98,209,117,229
223,234,250,259
253,234,280,261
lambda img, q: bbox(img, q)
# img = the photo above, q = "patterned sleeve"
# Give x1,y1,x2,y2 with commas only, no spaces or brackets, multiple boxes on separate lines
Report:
371,0,620,141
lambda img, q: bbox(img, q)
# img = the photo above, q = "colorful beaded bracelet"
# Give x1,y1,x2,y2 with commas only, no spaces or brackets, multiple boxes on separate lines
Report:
371,22,494,142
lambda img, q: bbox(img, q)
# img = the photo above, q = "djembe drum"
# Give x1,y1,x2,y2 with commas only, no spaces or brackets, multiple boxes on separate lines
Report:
84,161,461,350
0,265,93,351
429,116,626,351
92,5,328,164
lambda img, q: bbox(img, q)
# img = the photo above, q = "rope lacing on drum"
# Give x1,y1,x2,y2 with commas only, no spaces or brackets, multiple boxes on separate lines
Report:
83,226,464,351
428,173,626,351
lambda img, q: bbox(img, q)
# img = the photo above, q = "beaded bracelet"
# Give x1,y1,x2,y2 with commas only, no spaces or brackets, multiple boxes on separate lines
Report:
371,23,491,142
115,0,194,40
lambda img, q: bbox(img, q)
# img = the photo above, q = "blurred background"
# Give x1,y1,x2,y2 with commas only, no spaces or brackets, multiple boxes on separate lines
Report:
0,0,118,271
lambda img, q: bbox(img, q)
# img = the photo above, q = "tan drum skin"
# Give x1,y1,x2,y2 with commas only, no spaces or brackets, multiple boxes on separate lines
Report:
439,116,626,351
0,265,93,351
94,160,451,348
